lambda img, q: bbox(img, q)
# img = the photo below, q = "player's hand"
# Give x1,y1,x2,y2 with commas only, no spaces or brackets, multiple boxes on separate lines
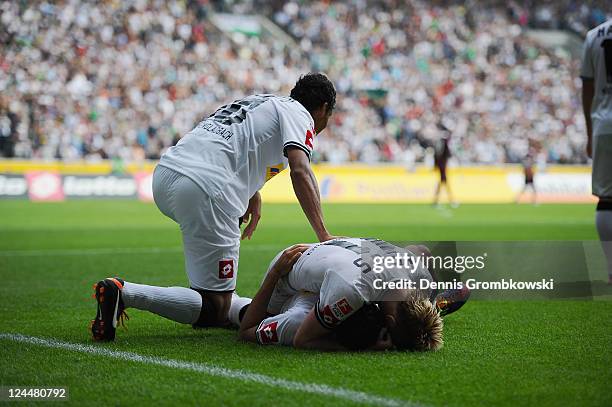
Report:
271,244,309,277
241,191,261,240
318,233,340,242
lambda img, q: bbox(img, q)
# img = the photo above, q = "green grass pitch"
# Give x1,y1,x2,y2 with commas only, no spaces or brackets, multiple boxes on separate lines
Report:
0,201,610,406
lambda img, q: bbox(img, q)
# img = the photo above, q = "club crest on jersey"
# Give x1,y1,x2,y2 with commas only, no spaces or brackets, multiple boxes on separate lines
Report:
218,259,234,279
257,321,279,344
305,129,314,149
265,164,285,181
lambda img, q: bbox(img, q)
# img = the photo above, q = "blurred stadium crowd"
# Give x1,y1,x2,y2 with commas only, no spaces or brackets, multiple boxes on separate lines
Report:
0,0,609,164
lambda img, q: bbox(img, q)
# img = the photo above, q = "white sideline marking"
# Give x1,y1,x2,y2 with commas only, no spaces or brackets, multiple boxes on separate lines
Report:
0,333,416,407
0,245,283,257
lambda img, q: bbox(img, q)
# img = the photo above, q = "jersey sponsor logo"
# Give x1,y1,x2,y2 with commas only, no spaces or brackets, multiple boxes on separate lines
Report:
317,298,354,328
321,304,340,326
265,164,285,181
257,321,279,344
305,129,314,149
331,298,353,320
218,259,234,279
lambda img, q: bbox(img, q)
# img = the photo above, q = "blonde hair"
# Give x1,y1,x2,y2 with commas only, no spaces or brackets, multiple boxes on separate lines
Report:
391,297,444,351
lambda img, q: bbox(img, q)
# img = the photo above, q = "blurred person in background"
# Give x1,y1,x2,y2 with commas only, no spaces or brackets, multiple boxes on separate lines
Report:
432,123,457,207
581,19,612,284
2,1,606,164
514,149,538,204
0,98,18,158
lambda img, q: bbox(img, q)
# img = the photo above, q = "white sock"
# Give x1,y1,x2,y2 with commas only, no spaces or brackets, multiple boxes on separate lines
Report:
596,210,612,280
122,282,202,324
228,293,251,327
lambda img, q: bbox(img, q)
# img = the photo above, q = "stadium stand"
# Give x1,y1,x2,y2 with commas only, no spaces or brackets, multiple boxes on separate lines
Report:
0,0,610,164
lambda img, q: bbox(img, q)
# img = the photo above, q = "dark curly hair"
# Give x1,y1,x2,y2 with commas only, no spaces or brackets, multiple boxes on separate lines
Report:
290,73,336,114
334,303,384,351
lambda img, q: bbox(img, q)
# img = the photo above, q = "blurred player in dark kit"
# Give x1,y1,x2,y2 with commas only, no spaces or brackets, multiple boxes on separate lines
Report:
432,123,457,207
514,149,538,204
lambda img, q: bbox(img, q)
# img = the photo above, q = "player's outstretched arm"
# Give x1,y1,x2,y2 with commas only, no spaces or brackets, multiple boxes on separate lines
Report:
287,148,334,242
239,245,308,343
292,309,345,351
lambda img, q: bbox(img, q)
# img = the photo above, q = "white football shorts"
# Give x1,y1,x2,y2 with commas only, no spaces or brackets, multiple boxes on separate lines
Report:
593,133,612,198
152,165,240,291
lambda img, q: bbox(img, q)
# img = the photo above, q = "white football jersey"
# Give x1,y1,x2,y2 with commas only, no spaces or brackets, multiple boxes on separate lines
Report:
581,20,612,197
267,238,433,329
255,291,317,346
159,95,315,216
581,20,612,137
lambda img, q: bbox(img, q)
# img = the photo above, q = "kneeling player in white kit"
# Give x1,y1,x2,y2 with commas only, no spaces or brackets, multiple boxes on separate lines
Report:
91,74,337,341
240,239,465,351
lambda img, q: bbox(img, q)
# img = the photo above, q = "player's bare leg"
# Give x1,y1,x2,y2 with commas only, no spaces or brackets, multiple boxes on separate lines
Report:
433,164,447,207
446,182,458,208
191,290,251,327
514,186,526,204
433,181,441,206
190,290,233,327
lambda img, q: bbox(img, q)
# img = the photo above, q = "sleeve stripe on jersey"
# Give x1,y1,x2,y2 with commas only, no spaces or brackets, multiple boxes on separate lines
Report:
314,299,334,330
580,75,594,80
284,141,312,160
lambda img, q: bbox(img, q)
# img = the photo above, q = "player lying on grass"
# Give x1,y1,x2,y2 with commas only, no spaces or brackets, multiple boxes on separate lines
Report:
91,74,338,341
239,240,469,351
237,245,387,350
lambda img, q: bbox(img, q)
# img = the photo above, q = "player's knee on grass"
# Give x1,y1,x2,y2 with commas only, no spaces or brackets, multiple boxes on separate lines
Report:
191,289,233,328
